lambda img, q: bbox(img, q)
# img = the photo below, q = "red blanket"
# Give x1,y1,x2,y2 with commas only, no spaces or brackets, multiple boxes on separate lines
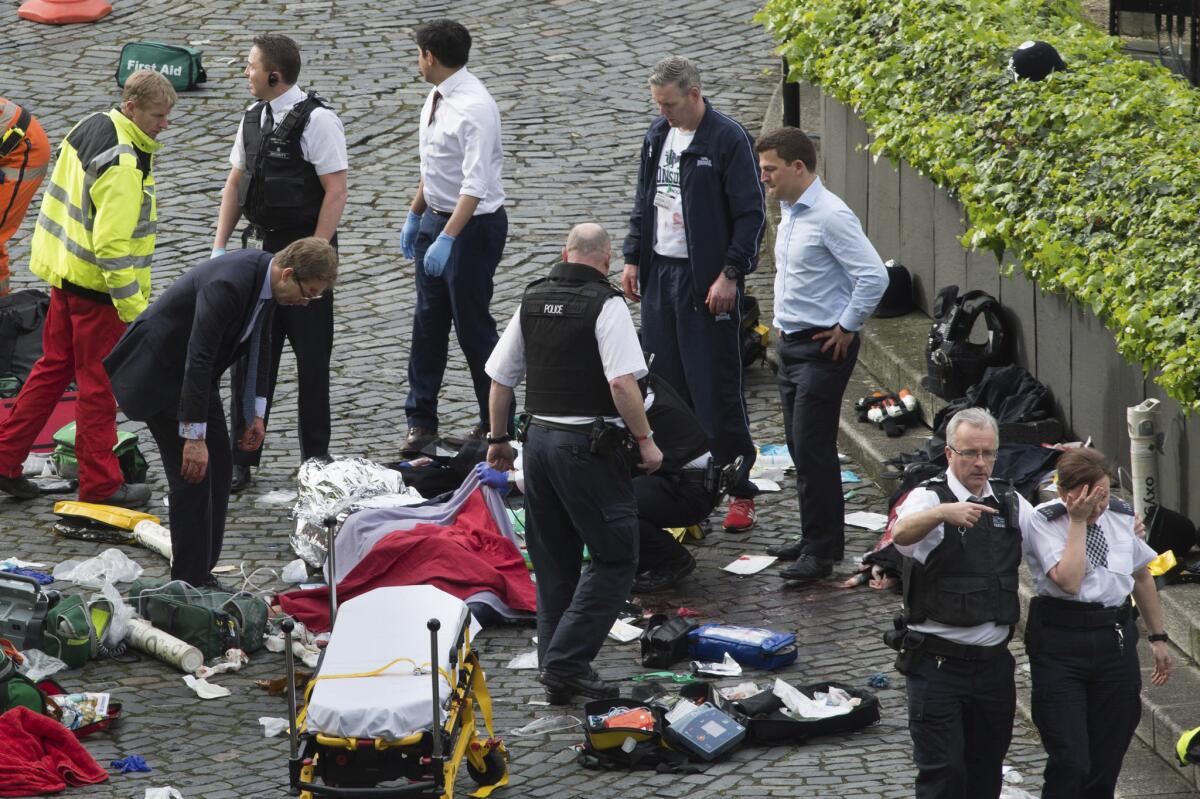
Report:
0,706,108,796
280,490,535,632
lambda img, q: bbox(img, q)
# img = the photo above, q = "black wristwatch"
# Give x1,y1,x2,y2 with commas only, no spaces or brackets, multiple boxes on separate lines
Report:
485,434,511,445
1148,632,1170,643
722,264,741,281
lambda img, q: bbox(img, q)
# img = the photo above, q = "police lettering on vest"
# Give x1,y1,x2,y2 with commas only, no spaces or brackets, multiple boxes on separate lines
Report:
237,91,327,231
901,478,1023,628
520,261,622,417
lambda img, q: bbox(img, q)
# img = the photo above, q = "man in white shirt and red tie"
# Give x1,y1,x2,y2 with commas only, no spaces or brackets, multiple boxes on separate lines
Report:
399,19,508,448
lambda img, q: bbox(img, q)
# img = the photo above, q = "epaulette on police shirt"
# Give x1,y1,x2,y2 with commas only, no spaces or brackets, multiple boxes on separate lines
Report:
1108,498,1135,515
1037,501,1067,521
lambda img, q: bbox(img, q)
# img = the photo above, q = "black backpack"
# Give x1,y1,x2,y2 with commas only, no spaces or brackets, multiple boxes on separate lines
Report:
923,286,1011,400
740,292,769,369
0,290,49,396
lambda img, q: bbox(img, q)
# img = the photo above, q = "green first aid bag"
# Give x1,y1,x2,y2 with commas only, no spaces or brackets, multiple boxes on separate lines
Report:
129,579,268,660
0,648,49,715
52,422,148,484
116,41,207,92
42,595,97,669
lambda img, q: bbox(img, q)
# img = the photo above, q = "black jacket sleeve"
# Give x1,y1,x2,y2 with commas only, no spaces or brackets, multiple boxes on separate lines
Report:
719,124,766,274
178,279,243,424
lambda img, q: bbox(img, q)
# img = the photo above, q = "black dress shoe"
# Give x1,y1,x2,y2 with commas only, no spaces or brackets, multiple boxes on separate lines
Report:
632,551,697,593
230,465,252,494
0,474,40,500
780,554,834,582
537,668,618,704
766,537,804,560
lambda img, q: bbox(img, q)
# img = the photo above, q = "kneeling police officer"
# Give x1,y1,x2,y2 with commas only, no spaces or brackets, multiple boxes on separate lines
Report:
486,223,662,704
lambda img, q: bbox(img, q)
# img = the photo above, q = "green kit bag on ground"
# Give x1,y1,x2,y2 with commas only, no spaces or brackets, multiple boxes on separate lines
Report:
0,648,49,715
42,594,97,669
116,41,207,92
128,579,268,660
51,422,148,484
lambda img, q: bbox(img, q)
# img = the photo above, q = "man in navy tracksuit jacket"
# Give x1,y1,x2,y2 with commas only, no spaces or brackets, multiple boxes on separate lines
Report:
621,56,765,532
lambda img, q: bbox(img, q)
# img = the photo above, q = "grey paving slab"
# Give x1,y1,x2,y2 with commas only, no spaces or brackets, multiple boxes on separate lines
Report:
0,1,1055,796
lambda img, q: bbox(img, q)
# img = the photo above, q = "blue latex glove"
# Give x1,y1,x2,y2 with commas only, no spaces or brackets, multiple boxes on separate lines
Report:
422,232,455,278
210,247,226,260
474,462,510,494
399,210,421,259
111,754,152,773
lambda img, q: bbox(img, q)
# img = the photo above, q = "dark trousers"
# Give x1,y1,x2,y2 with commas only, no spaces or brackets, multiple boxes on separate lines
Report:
776,330,859,560
906,648,1016,799
231,228,334,466
640,255,756,498
405,208,507,432
145,393,231,586
523,424,638,676
1030,618,1142,799
634,472,718,572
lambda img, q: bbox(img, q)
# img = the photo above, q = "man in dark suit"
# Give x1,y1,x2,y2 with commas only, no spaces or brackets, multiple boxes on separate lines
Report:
105,238,338,586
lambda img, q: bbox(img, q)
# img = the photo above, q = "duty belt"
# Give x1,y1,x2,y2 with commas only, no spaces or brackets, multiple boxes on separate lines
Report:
903,630,1010,662
527,418,593,434
1031,595,1132,628
0,107,32,159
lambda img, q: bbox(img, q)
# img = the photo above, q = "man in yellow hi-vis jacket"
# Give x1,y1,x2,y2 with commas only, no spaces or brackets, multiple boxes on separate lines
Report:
0,70,175,506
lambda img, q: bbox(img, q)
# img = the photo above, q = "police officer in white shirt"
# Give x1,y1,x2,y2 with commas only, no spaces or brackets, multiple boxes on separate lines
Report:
889,408,1035,799
211,33,348,492
1024,447,1170,799
485,223,662,705
399,19,507,451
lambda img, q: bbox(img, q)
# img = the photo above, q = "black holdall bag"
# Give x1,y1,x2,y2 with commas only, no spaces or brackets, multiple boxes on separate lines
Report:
923,285,1012,400
0,290,49,392
640,613,698,669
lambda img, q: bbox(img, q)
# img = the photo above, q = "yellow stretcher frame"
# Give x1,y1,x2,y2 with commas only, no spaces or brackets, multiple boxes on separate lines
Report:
283,610,508,799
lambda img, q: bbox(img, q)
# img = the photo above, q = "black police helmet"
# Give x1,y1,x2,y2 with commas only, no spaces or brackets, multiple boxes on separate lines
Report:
1010,40,1066,81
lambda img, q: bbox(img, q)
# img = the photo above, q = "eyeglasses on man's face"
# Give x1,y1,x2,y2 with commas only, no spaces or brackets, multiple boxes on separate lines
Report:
947,444,999,462
291,272,325,301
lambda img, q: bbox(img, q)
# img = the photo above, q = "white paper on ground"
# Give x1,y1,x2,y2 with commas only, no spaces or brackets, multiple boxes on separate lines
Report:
259,717,289,737
145,789,184,799
749,478,781,492
607,618,643,643
843,511,890,530
182,675,231,699
723,554,777,575
506,650,539,670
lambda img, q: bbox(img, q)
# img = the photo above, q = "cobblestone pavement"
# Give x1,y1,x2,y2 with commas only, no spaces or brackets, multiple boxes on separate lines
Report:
1,2,1048,796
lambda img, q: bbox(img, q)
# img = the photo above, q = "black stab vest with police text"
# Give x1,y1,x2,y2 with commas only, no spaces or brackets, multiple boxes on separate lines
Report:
520,261,622,416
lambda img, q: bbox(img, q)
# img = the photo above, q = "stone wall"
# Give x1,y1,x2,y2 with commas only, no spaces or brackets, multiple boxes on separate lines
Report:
819,92,1197,518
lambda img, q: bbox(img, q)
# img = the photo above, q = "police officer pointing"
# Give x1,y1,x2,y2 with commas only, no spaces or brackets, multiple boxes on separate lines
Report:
486,223,662,704
889,407,1035,798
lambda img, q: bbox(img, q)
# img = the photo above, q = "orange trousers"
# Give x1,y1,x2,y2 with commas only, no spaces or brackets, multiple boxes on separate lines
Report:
0,106,50,296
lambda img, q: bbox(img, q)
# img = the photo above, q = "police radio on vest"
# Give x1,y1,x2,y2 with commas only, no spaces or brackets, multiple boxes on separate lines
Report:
125,59,184,77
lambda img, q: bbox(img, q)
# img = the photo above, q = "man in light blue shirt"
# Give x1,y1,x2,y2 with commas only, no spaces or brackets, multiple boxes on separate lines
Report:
756,127,888,581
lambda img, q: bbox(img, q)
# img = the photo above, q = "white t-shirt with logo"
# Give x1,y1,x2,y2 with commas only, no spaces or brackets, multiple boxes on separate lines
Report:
652,128,695,259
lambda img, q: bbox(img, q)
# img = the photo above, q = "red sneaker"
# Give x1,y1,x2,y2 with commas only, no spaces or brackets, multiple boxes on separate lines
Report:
723,497,756,532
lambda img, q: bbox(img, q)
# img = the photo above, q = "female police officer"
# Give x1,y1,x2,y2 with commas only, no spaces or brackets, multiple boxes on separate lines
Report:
1024,447,1171,798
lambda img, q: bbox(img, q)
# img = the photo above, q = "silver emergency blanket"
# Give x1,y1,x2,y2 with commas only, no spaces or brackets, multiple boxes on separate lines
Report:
291,457,423,567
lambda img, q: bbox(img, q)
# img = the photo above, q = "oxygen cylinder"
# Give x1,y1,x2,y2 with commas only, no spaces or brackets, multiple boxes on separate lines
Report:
1126,398,1162,521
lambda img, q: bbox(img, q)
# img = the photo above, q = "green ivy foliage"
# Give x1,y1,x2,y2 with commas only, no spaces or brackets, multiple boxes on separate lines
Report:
758,0,1200,408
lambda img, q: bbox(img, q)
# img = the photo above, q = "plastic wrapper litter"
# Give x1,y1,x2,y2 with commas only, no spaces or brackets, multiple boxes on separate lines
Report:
290,457,408,567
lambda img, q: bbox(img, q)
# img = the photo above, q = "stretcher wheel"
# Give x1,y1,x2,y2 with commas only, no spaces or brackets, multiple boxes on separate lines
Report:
466,748,506,785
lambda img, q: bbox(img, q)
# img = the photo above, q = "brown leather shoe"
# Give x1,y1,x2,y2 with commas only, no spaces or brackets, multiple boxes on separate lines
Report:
404,426,434,451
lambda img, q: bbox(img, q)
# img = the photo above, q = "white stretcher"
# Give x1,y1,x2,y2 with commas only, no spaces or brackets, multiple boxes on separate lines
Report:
284,585,507,798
